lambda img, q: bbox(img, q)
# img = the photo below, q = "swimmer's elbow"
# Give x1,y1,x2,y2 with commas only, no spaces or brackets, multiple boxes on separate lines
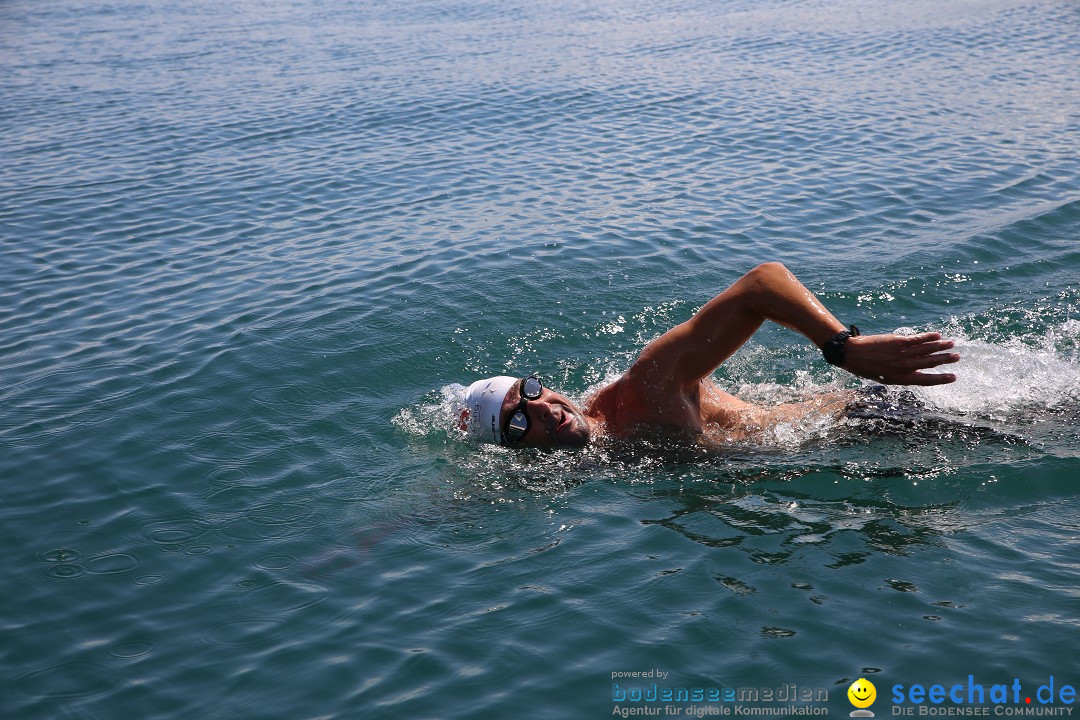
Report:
743,261,792,288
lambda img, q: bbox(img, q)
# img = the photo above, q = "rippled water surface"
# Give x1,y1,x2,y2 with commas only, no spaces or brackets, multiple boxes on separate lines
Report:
3,0,1079,717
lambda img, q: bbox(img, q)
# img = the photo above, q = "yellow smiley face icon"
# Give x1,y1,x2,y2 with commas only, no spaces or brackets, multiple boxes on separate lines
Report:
848,678,877,708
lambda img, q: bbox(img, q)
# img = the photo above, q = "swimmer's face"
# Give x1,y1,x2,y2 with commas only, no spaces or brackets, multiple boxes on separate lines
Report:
501,380,590,449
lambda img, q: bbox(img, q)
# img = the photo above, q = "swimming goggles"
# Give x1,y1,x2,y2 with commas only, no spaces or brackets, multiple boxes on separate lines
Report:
504,376,543,444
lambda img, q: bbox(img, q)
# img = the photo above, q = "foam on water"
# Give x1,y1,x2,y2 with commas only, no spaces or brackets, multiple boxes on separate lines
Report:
915,320,1080,419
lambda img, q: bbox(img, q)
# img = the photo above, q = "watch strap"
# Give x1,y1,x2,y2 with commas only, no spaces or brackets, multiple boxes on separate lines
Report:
822,324,860,366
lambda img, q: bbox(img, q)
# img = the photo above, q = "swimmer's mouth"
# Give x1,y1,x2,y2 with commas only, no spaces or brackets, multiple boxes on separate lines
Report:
556,410,571,432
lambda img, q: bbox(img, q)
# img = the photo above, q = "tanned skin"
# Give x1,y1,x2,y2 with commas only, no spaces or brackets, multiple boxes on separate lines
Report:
500,263,960,448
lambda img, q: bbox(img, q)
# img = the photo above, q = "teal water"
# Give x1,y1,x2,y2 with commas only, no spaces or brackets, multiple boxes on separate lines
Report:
2,0,1079,717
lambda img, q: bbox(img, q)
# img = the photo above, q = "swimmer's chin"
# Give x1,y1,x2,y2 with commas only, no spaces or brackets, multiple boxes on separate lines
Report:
556,417,592,448
549,413,594,449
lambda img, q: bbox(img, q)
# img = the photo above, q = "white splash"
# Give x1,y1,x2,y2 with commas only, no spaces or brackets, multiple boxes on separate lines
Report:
910,321,1080,419
392,383,467,438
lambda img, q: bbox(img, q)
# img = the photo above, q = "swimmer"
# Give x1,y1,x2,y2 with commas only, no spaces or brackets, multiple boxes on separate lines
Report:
459,262,960,448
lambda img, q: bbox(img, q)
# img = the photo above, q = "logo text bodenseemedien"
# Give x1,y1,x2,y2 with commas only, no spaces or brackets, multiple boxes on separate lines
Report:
613,683,828,703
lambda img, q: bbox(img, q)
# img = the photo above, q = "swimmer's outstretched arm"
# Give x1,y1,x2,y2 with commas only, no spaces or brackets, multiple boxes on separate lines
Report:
632,262,959,387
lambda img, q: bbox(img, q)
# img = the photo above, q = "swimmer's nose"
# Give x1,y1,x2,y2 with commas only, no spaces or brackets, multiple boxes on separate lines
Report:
532,399,557,428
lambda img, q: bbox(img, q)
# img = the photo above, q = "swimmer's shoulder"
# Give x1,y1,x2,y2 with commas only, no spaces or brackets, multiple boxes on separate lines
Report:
584,378,621,423
585,375,668,433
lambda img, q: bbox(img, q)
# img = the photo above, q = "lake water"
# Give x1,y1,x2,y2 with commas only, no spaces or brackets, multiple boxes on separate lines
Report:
2,0,1079,717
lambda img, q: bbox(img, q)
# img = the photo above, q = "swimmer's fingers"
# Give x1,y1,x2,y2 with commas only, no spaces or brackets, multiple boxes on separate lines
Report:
861,369,958,385
902,331,943,345
901,370,958,386
903,338,955,357
904,351,961,369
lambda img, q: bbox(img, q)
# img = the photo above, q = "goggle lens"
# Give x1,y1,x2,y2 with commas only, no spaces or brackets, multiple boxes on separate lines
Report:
504,375,543,444
522,376,542,400
507,411,529,439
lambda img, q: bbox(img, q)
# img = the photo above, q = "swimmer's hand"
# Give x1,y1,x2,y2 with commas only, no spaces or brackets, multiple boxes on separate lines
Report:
843,332,959,385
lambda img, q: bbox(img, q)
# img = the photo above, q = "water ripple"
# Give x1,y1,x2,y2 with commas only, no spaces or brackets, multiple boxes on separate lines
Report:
3,0,1079,717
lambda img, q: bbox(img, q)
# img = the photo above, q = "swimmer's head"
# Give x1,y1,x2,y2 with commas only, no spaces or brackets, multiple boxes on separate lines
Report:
459,375,517,444
458,375,591,449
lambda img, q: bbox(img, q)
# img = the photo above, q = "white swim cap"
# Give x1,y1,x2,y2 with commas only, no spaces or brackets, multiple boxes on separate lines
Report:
459,375,517,444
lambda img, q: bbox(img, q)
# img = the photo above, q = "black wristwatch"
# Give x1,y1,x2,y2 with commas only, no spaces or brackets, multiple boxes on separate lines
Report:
821,325,860,366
